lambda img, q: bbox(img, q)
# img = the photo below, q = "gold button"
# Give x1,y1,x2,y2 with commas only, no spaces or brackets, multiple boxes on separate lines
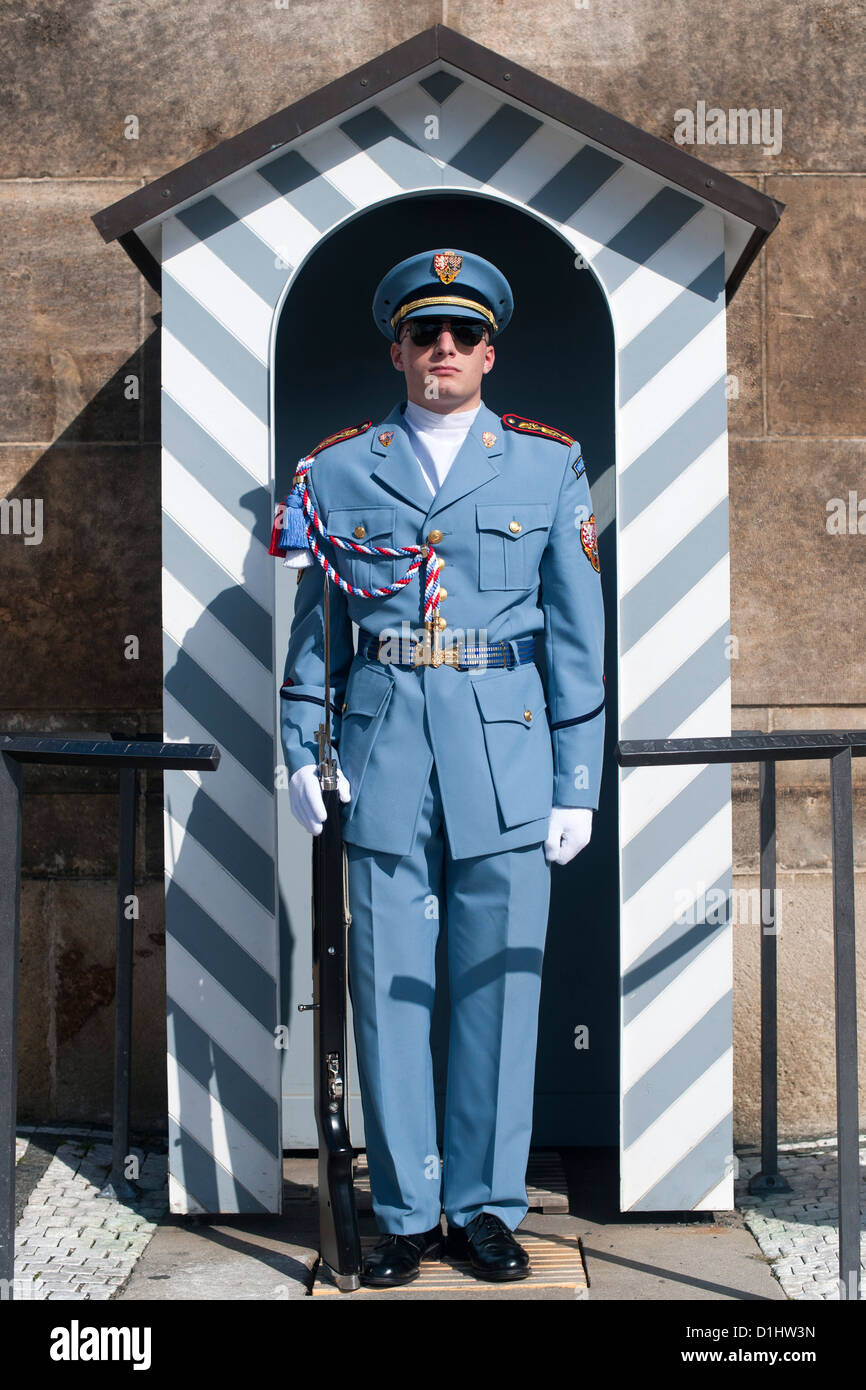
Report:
353,524,366,539
436,556,446,571
435,615,447,630
523,709,532,722
509,520,522,534
342,701,347,712
438,587,448,599
427,528,443,544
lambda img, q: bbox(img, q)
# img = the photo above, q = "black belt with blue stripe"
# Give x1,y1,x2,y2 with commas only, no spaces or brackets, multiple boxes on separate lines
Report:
358,628,537,670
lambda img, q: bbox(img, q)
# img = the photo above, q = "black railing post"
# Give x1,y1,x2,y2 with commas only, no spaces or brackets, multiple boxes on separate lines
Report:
0,753,23,1299
829,746,860,1301
750,758,791,1194
106,767,139,1201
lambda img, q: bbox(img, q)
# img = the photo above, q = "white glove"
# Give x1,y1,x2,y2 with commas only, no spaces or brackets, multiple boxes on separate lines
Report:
544,806,593,866
289,763,351,835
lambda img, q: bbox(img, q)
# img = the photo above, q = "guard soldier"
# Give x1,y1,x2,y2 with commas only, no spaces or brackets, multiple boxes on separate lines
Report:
271,249,605,1287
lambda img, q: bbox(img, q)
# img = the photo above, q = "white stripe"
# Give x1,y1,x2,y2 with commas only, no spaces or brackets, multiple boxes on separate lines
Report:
162,331,270,485
480,125,587,204
620,555,730,720
300,128,402,205
429,79,503,163
166,1055,278,1208
164,806,276,973
621,1050,733,1209
620,762,707,846
165,937,280,1098
612,209,724,347
670,679,732,741
163,571,272,732
561,162,662,260
623,930,732,1088
162,217,272,359
376,80,459,151
617,314,727,472
621,804,733,969
168,1174,207,1215
619,436,728,594
162,449,273,613
218,167,321,270
694,1173,734,1210
163,692,275,858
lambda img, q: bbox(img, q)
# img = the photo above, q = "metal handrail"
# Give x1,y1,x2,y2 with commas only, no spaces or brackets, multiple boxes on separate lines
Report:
616,731,862,1301
0,735,220,1300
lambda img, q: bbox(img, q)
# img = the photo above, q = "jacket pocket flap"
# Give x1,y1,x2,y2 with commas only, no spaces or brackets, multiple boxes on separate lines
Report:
326,505,396,542
475,503,552,538
344,664,394,718
472,669,547,724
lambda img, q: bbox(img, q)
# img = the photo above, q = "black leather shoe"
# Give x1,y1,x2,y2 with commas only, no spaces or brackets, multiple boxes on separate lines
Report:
360,1223,444,1287
446,1212,531,1281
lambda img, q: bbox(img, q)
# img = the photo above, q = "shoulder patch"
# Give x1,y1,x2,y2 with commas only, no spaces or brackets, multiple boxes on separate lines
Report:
307,419,373,457
502,413,575,448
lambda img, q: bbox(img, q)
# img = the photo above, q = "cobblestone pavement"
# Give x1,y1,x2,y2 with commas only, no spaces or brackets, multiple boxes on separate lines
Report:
12,1126,168,1301
735,1137,866,1301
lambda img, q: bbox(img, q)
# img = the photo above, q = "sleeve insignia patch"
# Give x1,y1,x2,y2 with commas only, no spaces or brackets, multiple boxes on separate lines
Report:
580,513,600,572
307,419,373,457
502,413,575,447
571,453,585,479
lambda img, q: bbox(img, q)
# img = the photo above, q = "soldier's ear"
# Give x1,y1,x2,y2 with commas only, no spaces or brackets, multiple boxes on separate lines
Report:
482,343,496,374
390,339,406,373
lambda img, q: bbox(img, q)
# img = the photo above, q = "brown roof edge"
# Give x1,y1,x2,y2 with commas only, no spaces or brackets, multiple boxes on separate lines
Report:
91,28,439,245
438,28,784,237
92,23,784,300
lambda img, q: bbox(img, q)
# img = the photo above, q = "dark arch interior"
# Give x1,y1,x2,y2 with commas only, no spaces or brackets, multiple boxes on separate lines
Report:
275,192,620,1148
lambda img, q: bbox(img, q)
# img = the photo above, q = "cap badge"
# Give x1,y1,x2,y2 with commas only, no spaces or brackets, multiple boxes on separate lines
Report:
433,252,463,285
482,431,497,448
378,431,394,447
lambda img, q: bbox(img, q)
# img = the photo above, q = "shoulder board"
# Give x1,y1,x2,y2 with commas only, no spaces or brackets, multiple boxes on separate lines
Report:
502,413,574,447
306,419,373,458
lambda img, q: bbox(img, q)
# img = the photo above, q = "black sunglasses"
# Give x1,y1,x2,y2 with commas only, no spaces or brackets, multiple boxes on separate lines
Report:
401,319,489,349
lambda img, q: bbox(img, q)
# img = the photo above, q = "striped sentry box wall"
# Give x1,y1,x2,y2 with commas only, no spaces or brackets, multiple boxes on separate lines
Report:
158,62,734,1214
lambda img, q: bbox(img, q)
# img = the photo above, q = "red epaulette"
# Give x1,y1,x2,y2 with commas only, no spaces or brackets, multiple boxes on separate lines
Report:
502,413,575,447
306,419,373,458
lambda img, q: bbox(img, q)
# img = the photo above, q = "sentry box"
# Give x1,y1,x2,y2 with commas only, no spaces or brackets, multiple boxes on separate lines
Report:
93,26,783,1216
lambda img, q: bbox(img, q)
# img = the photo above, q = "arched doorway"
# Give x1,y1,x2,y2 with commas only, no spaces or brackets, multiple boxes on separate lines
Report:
273,190,619,1152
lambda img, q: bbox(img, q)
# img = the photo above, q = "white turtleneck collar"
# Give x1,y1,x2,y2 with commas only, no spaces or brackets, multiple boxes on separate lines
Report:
403,400,483,496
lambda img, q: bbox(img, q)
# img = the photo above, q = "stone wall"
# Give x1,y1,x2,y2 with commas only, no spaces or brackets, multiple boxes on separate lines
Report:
2,1,863,1139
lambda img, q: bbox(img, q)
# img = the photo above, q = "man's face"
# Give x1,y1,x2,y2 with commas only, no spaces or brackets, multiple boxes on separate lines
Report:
389,318,495,413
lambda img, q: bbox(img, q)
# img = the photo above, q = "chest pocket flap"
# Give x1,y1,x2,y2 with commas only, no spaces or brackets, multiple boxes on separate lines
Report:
475,503,553,590
324,506,398,590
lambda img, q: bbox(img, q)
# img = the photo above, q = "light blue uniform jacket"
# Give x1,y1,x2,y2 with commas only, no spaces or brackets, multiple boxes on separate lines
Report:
279,400,605,860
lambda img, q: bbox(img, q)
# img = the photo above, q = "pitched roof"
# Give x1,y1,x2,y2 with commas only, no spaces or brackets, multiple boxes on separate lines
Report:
92,24,783,302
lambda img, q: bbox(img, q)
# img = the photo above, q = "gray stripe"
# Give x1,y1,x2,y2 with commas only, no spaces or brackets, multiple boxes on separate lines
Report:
447,105,543,186
340,108,440,188
167,996,279,1154
620,624,732,743
164,770,275,914
164,633,274,792
618,378,728,526
163,394,272,543
623,993,732,1146
594,186,704,294
619,254,725,405
260,149,355,231
628,1113,733,1211
166,1117,270,1214
165,878,277,1025
622,878,731,1022
176,196,285,305
419,72,462,104
162,275,269,422
621,764,731,902
528,145,622,222
162,514,272,668
620,499,729,655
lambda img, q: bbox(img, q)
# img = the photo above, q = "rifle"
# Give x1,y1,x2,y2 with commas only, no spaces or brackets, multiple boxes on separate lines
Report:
303,576,362,1291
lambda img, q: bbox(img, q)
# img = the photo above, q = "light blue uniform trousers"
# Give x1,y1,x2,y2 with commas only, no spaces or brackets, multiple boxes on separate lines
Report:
345,758,552,1234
